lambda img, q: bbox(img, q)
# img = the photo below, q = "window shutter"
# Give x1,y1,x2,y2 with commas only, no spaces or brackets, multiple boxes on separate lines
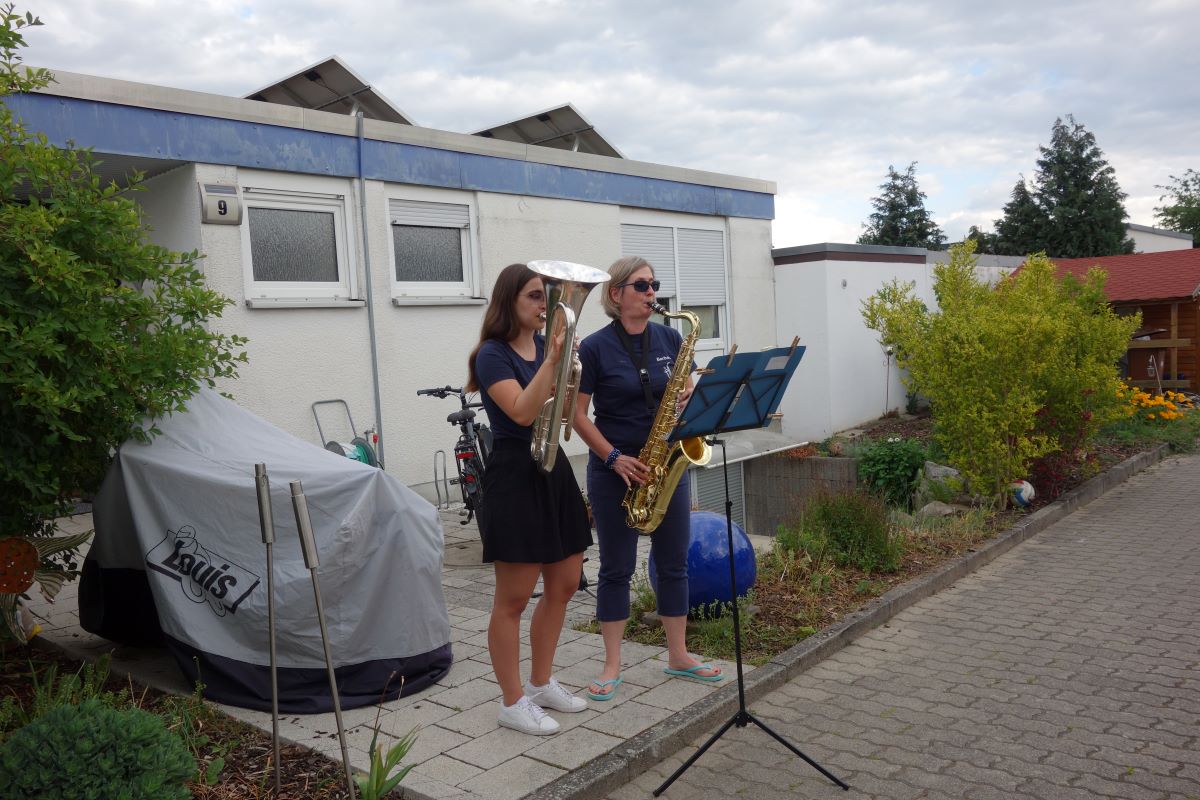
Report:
677,228,725,305
390,199,470,228
621,224,676,298
691,464,745,529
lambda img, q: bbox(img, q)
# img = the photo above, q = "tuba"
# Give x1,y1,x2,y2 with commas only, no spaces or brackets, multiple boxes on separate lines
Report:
622,303,712,532
528,260,611,473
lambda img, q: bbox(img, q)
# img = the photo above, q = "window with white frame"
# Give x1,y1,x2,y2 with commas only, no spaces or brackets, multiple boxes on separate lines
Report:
620,221,728,345
241,187,357,305
389,196,479,299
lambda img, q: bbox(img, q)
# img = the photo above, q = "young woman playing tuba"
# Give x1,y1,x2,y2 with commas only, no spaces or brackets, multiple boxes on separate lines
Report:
468,263,593,735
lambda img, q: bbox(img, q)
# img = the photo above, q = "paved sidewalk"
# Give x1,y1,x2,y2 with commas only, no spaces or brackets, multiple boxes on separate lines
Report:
606,453,1200,800
27,507,745,800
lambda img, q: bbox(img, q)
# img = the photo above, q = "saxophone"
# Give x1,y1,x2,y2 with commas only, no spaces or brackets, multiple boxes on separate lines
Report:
622,303,712,533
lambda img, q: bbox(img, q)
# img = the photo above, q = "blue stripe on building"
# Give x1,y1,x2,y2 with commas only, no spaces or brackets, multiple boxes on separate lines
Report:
6,93,774,220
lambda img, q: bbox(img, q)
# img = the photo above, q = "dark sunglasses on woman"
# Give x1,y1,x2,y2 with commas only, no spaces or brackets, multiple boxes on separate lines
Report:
618,279,660,293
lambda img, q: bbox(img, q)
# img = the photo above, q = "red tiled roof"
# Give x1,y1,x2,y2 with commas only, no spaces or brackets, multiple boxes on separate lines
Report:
1049,249,1200,303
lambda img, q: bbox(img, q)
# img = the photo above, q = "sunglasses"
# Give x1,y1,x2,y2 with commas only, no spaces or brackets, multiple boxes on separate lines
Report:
618,279,660,293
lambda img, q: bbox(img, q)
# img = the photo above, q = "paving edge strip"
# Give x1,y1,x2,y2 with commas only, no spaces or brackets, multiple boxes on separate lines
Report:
524,442,1172,800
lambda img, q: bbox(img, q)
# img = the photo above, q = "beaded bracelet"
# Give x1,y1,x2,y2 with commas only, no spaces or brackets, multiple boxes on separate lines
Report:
604,448,621,469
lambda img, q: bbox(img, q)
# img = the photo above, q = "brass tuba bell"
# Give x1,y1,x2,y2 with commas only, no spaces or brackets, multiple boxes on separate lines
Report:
528,260,611,473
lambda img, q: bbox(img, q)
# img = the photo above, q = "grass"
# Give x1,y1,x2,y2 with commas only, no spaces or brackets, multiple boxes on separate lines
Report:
573,506,997,666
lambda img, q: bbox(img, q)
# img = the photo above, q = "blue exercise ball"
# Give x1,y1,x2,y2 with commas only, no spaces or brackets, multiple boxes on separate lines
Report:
649,511,757,613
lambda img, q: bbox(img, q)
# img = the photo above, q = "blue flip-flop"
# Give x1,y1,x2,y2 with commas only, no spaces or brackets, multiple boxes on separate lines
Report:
663,664,723,682
587,677,623,701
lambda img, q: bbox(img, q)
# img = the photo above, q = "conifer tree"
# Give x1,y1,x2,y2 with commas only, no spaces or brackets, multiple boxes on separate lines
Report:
858,162,947,249
1032,115,1133,257
992,178,1045,256
991,116,1133,258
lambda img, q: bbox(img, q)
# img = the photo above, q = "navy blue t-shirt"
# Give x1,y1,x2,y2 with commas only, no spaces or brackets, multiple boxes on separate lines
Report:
578,321,689,459
475,335,545,443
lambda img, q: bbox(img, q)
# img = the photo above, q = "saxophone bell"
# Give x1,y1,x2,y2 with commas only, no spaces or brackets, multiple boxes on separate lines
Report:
528,260,611,474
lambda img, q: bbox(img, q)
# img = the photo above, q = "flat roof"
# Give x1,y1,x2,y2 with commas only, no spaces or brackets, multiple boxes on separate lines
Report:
26,68,774,198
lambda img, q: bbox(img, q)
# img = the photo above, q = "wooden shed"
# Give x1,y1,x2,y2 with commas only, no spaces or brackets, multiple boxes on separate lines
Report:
1051,249,1200,393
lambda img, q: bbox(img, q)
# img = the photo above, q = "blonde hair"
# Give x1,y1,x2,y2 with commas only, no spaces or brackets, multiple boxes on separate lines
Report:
601,256,655,320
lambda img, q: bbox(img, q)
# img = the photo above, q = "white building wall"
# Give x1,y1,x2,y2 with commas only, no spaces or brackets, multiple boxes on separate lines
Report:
137,165,201,254
1127,224,1194,253
774,256,936,443
135,164,770,499
773,263,832,443
728,217,777,351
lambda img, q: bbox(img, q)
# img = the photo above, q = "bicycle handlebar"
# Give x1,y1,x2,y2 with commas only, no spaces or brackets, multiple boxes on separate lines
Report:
416,385,462,398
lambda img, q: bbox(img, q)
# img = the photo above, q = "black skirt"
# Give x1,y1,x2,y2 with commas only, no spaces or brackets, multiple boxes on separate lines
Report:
476,439,593,564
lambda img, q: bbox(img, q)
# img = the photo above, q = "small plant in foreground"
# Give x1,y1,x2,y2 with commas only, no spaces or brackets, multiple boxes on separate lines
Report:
0,698,195,800
783,490,900,574
857,437,927,509
355,673,418,800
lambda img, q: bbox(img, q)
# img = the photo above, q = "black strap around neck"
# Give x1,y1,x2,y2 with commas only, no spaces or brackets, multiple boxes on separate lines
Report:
613,321,655,411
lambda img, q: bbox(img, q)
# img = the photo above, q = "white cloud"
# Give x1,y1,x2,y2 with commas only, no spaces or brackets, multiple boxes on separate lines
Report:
20,0,1200,244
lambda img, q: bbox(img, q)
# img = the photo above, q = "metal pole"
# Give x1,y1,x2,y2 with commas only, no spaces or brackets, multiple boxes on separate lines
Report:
290,481,357,800
252,464,281,795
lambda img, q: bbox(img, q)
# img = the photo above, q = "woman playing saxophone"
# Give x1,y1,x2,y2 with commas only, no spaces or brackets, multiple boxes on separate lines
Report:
572,256,723,701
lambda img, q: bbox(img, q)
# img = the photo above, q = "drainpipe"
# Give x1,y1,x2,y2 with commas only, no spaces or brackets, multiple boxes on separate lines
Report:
355,110,386,468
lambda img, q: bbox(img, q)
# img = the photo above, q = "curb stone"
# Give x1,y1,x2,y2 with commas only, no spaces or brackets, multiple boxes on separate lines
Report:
523,442,1171,800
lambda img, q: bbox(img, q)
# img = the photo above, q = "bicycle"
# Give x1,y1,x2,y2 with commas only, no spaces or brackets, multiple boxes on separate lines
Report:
417,385,493,525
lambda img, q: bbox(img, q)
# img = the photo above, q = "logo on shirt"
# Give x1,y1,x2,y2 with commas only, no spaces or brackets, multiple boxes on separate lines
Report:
657,355,674,379
145,525,260,618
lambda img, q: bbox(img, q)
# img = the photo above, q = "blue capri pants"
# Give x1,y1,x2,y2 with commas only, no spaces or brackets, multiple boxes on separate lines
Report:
587,459,692,621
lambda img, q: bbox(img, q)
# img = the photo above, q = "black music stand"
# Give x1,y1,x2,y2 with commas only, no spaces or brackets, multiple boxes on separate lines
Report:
653,340,848,796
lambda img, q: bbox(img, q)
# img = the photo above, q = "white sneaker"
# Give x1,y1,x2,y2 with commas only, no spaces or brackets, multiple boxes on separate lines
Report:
524,677,587,713
497,696,560,735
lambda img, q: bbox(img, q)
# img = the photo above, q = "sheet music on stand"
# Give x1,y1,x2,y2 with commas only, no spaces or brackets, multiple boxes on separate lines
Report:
672,343,806,441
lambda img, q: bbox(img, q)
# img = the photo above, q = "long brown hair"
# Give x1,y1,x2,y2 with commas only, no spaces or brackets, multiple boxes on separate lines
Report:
466,263,538,392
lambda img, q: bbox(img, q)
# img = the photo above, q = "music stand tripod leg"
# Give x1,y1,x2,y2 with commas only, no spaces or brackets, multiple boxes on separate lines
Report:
653,437,847,796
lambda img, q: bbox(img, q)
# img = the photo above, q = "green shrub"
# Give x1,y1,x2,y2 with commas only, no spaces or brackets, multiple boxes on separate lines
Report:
783,491,900,574
0,6,247,608
862,240,1137,506
857,438,927,509
0,699,195,800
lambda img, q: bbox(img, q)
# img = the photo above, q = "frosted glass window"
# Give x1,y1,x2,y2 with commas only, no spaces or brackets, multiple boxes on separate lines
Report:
249,207,339,282
392,225,464,282
681,305,721,339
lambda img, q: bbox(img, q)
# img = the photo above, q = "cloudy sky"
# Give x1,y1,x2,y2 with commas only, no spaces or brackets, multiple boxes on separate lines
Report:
21,0,1200,246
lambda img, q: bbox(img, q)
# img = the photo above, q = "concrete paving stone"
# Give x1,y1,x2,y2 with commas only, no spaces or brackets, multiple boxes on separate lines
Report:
803,731,885,760
452,612,493,633
548,637,605,669
540,706,600,734
438,699,510,738
457,756,566,800
423,675,502,711
1072,772,1181,800
1061,728,1160,758
409,754,484,788
524,725,624,770
436,654,495,687
633,673,722,711
398,771,478,800
885,765,978,798
450,641,487,661
582,699,674,739
445,725,544,770
1087,745,1194,778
